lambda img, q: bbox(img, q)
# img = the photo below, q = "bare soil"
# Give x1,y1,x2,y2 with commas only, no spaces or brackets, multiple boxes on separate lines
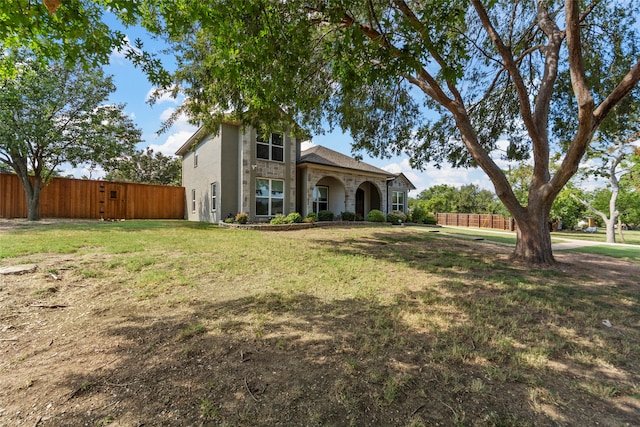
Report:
0,221,639,426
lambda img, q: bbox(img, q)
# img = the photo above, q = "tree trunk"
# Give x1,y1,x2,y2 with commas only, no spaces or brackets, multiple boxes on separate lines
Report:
604,218,615,244
511,208,555,265
617,217,626,243
17,171,42,221
26,188,41,221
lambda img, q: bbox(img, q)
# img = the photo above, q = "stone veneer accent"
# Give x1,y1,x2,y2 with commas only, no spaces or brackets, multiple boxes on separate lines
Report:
240,128,297,222
302,167,388,217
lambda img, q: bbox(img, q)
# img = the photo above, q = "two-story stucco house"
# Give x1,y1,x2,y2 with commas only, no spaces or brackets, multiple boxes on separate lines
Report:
176,123,415,223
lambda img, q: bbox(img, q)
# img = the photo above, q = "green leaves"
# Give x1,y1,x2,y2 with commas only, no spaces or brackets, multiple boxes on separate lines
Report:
104,147,182,186
0,53,142,219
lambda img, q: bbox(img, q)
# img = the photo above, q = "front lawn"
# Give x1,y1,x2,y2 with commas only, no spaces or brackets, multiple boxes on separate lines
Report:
0,221,638,426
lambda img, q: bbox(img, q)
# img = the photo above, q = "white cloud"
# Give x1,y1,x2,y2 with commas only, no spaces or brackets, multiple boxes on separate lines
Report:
149,130,198,156
109,36,141,64
146,87,180,105
382,158,494,195
159,107,178,121
59,164,106,180
300,140,316,151
145,109,198,156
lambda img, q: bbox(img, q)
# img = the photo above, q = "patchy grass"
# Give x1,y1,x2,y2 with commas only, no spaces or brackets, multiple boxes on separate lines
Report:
554,229,640,245
0,221,638,426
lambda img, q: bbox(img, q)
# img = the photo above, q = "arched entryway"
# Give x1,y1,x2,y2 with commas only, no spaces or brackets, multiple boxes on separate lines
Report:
355,181,382,219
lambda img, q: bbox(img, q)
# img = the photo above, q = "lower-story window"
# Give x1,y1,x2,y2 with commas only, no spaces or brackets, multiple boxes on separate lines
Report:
211,182,217,212
191,189,196,213
392,191,405,212
256,178,284,216
313,186,329,213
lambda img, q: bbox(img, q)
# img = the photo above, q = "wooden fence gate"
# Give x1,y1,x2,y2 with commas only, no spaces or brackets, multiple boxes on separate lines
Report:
0,173,185,220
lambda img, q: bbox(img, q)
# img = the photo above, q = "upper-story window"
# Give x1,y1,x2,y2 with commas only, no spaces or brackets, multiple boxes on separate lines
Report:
256,132,284,162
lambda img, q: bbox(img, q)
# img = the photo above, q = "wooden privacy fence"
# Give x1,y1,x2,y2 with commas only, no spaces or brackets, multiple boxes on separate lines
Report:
0,173,185,220
436,213,516,231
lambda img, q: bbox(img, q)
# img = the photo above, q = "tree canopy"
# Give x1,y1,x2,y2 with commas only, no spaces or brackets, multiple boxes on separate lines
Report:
0,1,168,83
0,53,142,220
414,184,505,215
104,147,182,186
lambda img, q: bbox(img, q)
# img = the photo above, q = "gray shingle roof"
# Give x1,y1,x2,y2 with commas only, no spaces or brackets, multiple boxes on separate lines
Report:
298,145,392,176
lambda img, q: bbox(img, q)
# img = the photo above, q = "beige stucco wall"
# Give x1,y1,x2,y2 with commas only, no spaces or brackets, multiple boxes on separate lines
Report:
182,132,221,222
181,124,241,223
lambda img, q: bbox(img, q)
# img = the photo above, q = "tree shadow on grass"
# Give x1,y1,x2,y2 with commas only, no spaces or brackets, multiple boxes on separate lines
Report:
40,284,639,426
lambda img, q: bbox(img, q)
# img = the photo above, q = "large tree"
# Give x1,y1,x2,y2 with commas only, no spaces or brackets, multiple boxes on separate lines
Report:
572,134,639,242
134,0,640,265
104,147,182,186
0,53,141,220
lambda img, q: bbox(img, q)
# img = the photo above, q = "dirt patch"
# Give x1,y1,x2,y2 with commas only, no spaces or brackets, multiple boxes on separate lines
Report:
0,225,638,426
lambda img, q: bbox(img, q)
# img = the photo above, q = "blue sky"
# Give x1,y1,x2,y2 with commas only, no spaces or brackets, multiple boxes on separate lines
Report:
68,16,508,195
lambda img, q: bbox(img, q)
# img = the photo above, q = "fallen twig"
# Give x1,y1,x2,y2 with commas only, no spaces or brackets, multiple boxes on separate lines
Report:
29,304,68,309
0,338,18,342
244,377,258,402
410,404,425,417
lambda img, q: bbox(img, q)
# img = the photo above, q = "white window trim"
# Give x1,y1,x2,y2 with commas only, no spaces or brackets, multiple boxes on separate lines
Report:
191,189,196,213
256,132,284,162
211,182,217,212
255,178,285,216
392,190,405,212
313,185,329,213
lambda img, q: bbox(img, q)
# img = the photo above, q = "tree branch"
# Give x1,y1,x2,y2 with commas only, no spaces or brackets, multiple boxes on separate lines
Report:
470,0,536,137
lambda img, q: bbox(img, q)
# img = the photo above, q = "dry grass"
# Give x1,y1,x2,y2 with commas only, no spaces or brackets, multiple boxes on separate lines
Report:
0,220,638,426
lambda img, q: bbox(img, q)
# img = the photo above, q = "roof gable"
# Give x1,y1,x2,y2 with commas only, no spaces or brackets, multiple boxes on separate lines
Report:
298,145,392,176
388,173,417,190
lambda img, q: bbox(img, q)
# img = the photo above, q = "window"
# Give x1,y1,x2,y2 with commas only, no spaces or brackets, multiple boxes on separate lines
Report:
392,191,405,212
256,132,284,162
110,190,117,199
312,186,329,213
194,148,198,168
191,189,196,213
211,183,217,212
256,178,284,216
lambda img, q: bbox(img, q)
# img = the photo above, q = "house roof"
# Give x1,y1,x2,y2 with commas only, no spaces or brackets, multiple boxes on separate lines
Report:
175,126,209,157
388,172,417,190
298,145,392,176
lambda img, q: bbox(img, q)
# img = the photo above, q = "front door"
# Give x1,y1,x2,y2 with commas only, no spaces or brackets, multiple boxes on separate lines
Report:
105,184,125,219
355,188,364,219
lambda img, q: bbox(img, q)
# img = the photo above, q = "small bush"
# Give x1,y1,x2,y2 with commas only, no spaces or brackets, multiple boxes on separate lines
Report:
366,209,385,222
235,212,248,224
355,213,364,221
305,212,318,222
224,217,234,224
423,214,437,225
318,210,334,221
270,214,288,225
341,211,356,221
387,210,407,224
286,212,303,223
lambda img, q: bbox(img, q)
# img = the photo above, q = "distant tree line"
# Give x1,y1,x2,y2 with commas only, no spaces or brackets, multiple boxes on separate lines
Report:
409,184,508,224
412,178,640,231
